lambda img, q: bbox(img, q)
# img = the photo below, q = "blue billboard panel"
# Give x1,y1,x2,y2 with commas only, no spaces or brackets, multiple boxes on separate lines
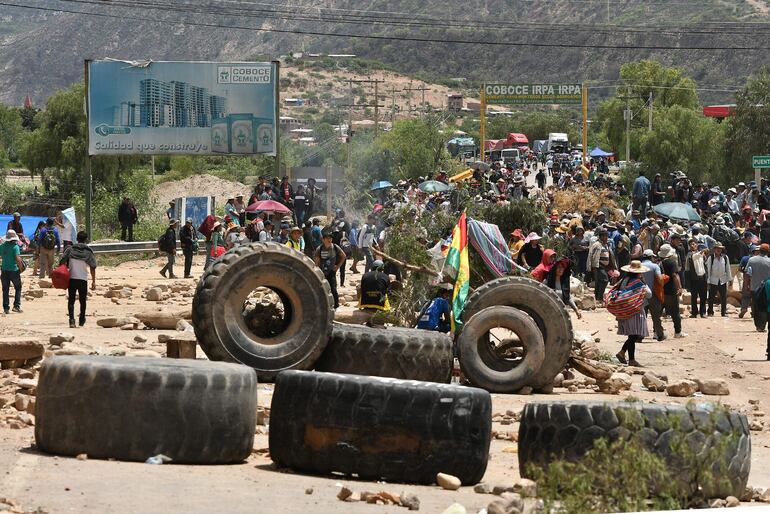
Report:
87,60,278,156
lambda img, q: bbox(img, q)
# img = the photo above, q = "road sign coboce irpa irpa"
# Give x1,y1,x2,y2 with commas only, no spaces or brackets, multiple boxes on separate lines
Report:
484,83,582,105
753,156,770,168
86,60,278,156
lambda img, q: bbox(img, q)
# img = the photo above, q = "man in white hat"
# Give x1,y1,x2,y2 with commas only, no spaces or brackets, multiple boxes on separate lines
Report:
1,230,23,314
658,244,687,338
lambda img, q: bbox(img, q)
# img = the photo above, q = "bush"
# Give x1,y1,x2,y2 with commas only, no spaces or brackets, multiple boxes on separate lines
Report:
470,199,547,237
72,169,164,241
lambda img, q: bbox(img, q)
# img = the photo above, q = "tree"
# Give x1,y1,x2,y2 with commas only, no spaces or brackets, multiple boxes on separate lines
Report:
595,60,699,158
638,105,724,185
379,117,446,180
723,67,770,184
0,104,23,163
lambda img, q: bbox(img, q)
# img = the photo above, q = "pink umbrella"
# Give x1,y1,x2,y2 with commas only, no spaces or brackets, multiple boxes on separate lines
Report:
245,200,292,214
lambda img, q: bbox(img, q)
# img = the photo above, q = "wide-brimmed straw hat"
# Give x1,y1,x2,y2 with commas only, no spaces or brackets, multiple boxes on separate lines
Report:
524,232,541,243
621,260,647,274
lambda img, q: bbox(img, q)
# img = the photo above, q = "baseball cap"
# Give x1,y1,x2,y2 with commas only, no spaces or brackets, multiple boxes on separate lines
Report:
643,249,655,257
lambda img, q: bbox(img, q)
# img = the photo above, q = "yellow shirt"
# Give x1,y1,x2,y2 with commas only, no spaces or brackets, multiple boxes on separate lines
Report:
509,239,524,260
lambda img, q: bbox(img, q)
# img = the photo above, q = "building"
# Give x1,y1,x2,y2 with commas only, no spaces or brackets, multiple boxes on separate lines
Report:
447,94,464,112
134,78,226,128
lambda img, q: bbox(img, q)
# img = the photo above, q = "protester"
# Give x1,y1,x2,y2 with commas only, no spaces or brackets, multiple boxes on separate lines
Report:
358,260,390,312
705,242,731,317
530,248,556,282
416,285,452,332
684,240,708,318
179,218,196,278
1,230,23,314
613,260,651,367
508,229,524,261
517,232,543,269
640,249,666,341
37,218,60,279
632,170,651,216
358,215,378,273
659,244,687,338
286,226,304,252
6,212,23,236
59,231,97,328
315,229,346,309
545,257,582,319
30,221,44,276
589,228,614,302
748,243,770,332
118,198,138,242
159,220,178,279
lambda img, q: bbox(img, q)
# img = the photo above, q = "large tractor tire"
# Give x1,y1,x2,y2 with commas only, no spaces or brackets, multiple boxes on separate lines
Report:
458,306,545,392
35,356,258,464
192,242,334,381
461,277,572,390
315,323,453,383
269,370,492,485
518,400,751,499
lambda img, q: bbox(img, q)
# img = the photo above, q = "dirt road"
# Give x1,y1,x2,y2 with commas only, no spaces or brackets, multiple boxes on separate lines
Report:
1,255,770,513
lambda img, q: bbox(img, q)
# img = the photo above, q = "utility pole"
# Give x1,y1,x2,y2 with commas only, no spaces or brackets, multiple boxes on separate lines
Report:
390,86,398,124
625,85,631,162
403,84,432,113
648,91,653,131
374,80,379,136
406,80,412,117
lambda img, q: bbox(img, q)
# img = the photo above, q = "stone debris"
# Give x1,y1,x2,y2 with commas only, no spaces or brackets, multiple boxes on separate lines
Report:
597,372,632,395
96,317,139,328
731,371,744,379
642,372,667,392
474,482,492,494
49,333,75,345
336,485,419,510
512,479,537,498
0,338,44,363
665,379,698,397
725,496,740,507
38,279,52,288
487,492,524,514
696,378,730,396
441,503,466,514
436,472,461,490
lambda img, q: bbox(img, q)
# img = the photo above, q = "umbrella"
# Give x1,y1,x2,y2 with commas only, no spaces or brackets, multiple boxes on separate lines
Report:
245,200,292,214
469,161,490,172
370,180,394,191
418,180,450,193
589,147,614,158
653,202,701,223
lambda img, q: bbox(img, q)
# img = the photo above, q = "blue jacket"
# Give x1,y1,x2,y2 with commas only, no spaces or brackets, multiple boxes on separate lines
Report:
38,227,60,250
632,176,651,199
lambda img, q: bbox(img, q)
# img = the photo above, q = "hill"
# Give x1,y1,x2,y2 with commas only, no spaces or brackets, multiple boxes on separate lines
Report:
0,0,769,107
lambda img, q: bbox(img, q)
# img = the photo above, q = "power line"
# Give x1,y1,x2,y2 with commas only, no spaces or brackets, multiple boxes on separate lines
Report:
57,0,770,37
3,1,769,50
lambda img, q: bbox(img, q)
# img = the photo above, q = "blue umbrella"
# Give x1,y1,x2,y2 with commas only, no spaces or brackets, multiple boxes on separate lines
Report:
653,202,701,223
418,180,451,193
370,180,394,191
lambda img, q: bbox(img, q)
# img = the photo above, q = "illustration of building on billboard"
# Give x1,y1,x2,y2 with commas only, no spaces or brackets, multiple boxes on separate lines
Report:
88,60,277,156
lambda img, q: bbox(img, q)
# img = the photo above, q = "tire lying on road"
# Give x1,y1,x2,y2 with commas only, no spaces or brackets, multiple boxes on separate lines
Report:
269,370,492,485
35,356,258,464
518,400,751,498
461,276,572,390
458,306,544,393
315,323,453,383
192,242,334,381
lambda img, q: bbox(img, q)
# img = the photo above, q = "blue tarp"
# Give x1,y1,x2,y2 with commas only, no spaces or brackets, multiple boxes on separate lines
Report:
0,214,48,239
590,147,614,158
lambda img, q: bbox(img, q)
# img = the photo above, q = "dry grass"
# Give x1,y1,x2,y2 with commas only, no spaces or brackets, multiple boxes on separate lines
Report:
551,188,624,221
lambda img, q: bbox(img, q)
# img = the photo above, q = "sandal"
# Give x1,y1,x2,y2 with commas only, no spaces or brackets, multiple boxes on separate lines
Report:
615,352,627,364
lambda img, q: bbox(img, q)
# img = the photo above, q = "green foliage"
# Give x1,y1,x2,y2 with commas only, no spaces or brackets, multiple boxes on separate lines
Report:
71,169,164,241
724,66,770,183
485,110,581,143
0,175,33,212
379,117,447,181
530,437,682,513
638,106,725,185
470,199,547,238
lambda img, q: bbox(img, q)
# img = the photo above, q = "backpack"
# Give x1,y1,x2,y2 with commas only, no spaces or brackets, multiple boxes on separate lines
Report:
157,231,172,252
340,235,352,258
42,228,56,250
605,279,647,320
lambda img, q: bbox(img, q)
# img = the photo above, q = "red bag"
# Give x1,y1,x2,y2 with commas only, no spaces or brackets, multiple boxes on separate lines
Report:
211,246,226,259
51,264,70,290
198,215,217,239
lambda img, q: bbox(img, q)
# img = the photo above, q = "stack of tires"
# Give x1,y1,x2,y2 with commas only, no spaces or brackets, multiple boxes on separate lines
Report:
457,277,573,393
191,242,456,383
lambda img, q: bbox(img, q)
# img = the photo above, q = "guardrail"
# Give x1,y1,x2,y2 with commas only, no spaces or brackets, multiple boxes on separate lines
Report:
19,241,206,256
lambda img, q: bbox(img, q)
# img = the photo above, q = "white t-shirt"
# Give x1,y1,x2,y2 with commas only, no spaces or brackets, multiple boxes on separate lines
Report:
69,258,89,281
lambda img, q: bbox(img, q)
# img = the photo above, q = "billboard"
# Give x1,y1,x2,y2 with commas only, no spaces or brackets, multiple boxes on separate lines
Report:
87,60,278,156
484,83,582,105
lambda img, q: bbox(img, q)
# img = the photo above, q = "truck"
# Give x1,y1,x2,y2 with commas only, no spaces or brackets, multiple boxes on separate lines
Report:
546,132,569,153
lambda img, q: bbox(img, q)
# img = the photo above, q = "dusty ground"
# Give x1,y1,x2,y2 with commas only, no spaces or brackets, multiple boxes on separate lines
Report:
1,255,770,513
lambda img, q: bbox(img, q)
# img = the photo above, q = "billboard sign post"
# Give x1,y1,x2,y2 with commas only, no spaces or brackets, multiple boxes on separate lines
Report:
483,83,582,105
86,60,278,156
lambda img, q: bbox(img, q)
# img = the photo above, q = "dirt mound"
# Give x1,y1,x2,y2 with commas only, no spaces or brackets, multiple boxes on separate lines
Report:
153,174,250,206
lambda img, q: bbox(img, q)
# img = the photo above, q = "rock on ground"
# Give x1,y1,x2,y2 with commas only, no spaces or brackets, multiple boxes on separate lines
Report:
642,372,667,392
666,379,698,397
697,378,730,395
0,338,44,361
436,473,461,491
598,372,632,394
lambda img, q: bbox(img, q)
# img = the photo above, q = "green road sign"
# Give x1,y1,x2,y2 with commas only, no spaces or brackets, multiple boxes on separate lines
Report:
484,83,582,105
753,156,770,168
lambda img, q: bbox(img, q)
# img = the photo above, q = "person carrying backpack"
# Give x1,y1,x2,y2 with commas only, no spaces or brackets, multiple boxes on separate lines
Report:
1,230,24,314
159,220,178,279
705,242,731,317
60,231,97,328
314,228,346,309
416,286,451,333
37,218,60,279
